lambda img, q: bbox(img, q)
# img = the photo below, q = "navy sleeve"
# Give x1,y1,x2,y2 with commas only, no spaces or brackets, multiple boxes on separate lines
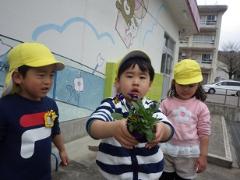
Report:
0,103,7,142
51,100,61,138
0,123,7,142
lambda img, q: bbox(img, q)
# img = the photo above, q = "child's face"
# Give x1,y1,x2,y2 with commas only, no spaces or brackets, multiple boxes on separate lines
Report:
115,64,152,101
14,64,56,101
175,82,199,100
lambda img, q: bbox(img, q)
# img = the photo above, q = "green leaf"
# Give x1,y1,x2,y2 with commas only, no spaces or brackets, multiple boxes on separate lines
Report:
112,95,159,142
145,129,155,142
132,101,140,111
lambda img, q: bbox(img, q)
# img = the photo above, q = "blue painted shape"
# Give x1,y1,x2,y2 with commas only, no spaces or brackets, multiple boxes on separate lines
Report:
143,23,157,45
0,53,8,86
143,3,166,45
32,17,115,44
54,66,104,110
0,69,5,86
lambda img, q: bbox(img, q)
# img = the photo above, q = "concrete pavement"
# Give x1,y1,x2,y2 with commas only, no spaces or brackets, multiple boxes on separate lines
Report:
52,159,240,180
52,114,240,180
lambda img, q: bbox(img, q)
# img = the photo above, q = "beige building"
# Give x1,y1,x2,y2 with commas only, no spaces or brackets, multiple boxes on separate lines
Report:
179,5,227,84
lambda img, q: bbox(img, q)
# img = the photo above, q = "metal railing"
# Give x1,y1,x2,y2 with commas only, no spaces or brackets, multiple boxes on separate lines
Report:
205,88,240,107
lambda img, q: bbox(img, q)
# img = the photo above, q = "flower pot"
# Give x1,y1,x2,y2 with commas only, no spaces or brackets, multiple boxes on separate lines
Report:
127,119,148,143
129,130,148,143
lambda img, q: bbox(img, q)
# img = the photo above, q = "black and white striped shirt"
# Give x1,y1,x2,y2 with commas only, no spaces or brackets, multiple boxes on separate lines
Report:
86,97,173,180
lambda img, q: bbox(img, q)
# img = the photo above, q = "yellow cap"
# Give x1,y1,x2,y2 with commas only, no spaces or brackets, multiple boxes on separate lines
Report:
174,59,203,85
2,42,64,96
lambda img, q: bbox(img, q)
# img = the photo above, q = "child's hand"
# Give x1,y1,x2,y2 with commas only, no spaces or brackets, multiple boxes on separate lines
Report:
59,149,69,166
145,122,166,149
113,119,138,149
195,154,207,173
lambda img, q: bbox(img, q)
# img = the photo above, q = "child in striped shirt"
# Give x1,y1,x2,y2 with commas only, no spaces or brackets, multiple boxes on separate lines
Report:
86,50,174,180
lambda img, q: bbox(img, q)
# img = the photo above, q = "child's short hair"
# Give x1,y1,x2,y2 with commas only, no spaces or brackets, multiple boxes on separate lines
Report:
117,50,154,81
17,65,32,77
2,42,64,96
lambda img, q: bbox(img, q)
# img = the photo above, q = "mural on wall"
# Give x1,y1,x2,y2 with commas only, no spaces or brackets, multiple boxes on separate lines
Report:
32,17,115,45
30,16,114,110
54,64,104,110
142,2,166,46
0,35,104,111
0,40,11,88
31,16,115,75
115,0,149,48
92,52,105,74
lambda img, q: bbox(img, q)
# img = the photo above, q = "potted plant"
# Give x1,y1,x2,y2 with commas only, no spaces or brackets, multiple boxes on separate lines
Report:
112,93,160,142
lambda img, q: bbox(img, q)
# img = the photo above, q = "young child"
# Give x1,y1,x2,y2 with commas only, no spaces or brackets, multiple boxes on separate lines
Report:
86,50,174,180
0,42,69,180
159,59,211,180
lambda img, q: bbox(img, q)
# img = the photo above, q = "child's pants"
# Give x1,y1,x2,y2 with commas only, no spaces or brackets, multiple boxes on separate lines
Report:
160,154,198,179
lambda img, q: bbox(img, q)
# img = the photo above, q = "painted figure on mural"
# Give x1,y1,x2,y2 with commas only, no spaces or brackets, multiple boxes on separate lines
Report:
115,0,148,48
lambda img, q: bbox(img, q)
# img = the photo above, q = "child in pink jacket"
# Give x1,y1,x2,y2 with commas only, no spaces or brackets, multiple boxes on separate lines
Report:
160,59,211,180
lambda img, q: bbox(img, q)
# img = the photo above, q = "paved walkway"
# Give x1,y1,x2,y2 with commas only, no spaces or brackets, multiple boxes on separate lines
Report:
52,158,240,180
52,114,240,180
228,121,240,167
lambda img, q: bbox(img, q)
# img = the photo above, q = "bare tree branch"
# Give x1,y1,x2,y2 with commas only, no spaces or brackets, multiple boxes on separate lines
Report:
218,42,240,79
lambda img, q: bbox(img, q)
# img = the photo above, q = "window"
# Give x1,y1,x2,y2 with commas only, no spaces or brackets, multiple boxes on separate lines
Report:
179,52,187,60
193,35,215,44
227,82,240,86
200,15,217,25
206,15,217,25
218,81,240,86
220,81,227,85
161,53,173,74
161,34,174,75
202,53,212,64
165,35,174,51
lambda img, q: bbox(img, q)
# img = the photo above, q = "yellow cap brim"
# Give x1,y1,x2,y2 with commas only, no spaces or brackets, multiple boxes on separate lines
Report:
175,76,203,85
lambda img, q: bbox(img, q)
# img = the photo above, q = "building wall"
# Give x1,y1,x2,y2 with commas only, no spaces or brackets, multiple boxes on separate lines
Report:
0,0,182,121
179,5,227,84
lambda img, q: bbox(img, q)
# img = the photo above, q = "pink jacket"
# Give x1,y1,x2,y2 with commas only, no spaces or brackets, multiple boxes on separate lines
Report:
160,97,211,146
